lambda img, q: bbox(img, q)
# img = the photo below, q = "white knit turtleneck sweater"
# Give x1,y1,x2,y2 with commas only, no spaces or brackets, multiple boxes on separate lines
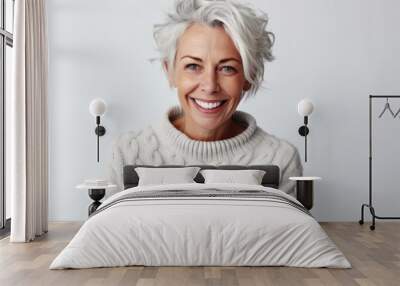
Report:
109,106,303,196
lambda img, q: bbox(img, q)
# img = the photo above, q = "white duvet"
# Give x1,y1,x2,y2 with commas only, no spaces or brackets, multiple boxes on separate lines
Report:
50,183,351,269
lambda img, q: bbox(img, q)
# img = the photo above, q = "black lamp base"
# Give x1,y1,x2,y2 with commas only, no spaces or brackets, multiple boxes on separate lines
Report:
95,126,106,136
298,126,309,136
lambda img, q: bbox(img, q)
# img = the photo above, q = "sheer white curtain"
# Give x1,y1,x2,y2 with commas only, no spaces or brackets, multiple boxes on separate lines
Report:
9,0,48,242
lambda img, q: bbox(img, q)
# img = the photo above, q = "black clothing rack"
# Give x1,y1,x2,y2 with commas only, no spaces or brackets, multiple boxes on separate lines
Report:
359,95,400,230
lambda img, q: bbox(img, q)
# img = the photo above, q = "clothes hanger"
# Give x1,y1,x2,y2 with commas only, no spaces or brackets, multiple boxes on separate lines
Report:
378,98,395,118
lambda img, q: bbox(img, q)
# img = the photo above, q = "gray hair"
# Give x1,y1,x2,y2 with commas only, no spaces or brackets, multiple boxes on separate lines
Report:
153,0,275,96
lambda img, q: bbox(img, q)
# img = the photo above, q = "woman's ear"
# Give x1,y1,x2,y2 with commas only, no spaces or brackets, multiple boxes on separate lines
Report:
163,61,175,88
243,81,251,91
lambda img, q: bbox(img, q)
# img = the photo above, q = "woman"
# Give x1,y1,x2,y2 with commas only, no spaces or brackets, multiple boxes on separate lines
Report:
110,0,302,196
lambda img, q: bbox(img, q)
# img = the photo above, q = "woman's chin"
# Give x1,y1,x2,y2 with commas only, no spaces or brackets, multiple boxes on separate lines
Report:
180,97,237,138
188,105,226,130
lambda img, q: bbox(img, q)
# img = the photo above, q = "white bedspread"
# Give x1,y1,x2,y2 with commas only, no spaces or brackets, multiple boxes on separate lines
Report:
50,183,351,269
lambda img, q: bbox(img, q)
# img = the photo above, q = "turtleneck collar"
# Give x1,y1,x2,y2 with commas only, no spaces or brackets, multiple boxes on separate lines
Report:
160,106,259,161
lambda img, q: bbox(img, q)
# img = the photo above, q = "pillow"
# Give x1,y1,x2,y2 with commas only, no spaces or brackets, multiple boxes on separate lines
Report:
135,167,201,186
200,169,266,185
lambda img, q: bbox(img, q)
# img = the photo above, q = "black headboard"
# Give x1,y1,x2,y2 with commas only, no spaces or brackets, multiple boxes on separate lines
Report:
123,165,280,189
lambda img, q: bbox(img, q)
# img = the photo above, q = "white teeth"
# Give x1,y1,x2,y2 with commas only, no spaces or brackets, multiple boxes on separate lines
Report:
194,99,223,110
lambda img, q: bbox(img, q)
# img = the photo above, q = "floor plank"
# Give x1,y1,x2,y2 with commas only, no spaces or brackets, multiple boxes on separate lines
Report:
0,222,399,286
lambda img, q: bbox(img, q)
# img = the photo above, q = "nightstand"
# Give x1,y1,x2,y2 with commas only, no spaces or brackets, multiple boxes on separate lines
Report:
289,177,321,210
76,183,117,216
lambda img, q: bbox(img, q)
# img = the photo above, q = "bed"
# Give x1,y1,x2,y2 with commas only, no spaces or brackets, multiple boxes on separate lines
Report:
50,165,351,269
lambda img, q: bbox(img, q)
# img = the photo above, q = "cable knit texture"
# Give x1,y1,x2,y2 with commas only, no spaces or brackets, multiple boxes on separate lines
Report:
109,106,303,196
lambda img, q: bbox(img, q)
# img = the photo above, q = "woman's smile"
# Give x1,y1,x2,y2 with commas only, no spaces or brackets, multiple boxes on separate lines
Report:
189,97,228,114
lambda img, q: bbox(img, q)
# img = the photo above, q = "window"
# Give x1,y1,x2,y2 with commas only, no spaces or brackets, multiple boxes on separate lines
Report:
0,0,14,234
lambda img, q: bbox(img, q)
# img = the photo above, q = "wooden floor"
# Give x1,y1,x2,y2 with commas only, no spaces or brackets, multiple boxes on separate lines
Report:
0,222,399,286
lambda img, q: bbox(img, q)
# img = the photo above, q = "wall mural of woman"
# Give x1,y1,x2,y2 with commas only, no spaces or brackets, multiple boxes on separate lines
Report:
110,0,302,196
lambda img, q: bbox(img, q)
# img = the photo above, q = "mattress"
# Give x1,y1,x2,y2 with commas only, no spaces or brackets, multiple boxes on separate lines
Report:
50,183,351,269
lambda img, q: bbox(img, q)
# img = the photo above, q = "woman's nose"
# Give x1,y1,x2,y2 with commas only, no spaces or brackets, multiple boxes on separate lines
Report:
200,68,219,94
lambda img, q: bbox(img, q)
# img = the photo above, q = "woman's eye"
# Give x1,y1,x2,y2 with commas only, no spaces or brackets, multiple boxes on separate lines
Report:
185,63,200,71
220,66,237,74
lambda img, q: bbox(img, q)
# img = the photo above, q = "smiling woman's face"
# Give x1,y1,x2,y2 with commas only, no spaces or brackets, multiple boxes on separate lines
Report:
167,23,250,140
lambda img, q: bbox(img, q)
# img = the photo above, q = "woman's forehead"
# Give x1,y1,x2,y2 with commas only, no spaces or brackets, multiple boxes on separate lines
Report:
176,23,241,62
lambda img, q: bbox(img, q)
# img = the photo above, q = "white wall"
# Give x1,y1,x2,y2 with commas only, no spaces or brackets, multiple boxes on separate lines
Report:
47,0,400,221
